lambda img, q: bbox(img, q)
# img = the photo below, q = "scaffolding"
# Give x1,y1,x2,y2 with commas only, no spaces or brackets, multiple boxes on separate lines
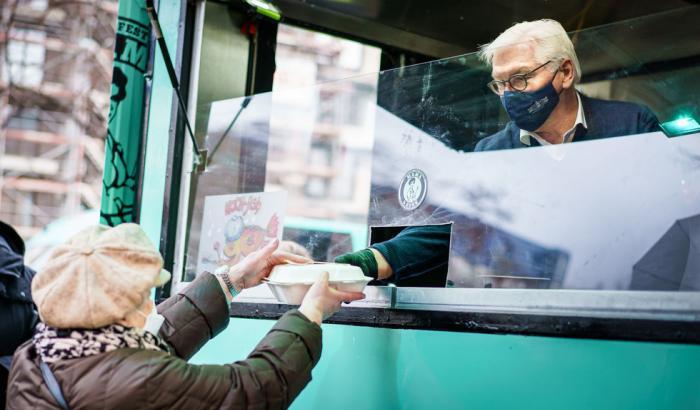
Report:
0,0,118,238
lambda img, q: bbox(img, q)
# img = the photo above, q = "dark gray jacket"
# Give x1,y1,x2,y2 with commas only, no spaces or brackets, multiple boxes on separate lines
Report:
475,95,660,151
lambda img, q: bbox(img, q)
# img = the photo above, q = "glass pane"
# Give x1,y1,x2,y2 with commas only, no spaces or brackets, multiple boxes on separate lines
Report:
183,26,381,284
182,6,700,308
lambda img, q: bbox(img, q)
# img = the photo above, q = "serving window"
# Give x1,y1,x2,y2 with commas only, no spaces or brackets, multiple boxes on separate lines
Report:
168,5,700,342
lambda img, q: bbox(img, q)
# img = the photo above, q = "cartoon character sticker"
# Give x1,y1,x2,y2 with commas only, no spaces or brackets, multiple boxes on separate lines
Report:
197,192,286,273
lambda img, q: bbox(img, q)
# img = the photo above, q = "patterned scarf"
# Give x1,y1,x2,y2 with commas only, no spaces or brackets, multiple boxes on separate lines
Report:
33,322,170,363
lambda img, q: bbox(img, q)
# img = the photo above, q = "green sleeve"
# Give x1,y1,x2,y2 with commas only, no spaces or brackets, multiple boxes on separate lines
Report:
371,224,451,283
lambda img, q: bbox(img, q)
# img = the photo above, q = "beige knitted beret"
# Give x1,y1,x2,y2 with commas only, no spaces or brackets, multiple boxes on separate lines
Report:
32,223,171,329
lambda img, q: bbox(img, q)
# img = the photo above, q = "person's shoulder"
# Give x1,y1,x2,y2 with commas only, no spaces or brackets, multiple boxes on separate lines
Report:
7,340,41,389
474,123,519,152
9,339,35,364
581,94,659,134
6,341,43,409
63,348,188,389
582,95,655,117
102,346,173,366
60,349,195,408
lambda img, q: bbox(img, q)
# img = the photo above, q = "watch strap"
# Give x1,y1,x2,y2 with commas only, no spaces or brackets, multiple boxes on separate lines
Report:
217,272,240,298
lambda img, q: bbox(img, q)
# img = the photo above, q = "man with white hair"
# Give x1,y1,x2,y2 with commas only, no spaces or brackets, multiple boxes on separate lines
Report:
475,19,659,151
336,20,662,286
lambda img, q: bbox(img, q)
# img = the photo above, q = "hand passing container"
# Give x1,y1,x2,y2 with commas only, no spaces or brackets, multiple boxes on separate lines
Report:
265,263,372,304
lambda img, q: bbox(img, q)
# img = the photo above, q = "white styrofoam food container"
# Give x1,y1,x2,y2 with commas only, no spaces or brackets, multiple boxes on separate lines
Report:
265,263,372,304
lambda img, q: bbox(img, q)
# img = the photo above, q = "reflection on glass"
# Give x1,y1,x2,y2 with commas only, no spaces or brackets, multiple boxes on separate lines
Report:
630,215,700,291
183,27,380,281
184,7,700,295
370,118,699,290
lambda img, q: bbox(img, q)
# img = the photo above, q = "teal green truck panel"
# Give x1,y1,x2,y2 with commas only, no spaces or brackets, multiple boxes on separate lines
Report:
191,318,700,410
138,0,182,246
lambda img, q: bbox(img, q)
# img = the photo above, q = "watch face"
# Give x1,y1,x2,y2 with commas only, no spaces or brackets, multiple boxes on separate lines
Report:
398,169,428,211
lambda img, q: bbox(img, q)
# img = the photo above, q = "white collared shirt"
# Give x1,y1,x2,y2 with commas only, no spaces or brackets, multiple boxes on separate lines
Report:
519,92,587,146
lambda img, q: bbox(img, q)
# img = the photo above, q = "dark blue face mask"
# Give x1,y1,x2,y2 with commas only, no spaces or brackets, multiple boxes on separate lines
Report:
500,74,560,132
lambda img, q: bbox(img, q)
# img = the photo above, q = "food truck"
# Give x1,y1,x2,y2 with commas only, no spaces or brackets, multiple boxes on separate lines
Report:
103,1,700,408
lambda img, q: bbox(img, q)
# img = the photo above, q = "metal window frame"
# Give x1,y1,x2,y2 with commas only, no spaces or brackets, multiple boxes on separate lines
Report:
228,286,700,344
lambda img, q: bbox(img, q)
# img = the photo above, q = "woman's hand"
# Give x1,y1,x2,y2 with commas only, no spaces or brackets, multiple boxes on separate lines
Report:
227,238,311,291
298,271,365,325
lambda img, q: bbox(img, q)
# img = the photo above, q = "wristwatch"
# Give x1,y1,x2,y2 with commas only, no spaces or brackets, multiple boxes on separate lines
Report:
216,272,241,298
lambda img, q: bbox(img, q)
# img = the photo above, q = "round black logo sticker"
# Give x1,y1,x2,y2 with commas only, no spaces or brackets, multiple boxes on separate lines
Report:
398,169,428,211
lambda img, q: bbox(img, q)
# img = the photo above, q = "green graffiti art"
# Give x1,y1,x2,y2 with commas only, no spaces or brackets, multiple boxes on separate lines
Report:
100,1,151,226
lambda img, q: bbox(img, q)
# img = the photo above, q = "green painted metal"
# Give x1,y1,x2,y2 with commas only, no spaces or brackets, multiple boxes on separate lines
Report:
191,318,700,410
100,0,151,226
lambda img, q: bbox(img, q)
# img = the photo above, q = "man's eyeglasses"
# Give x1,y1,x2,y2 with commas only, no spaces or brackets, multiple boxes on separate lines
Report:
486,61,552,95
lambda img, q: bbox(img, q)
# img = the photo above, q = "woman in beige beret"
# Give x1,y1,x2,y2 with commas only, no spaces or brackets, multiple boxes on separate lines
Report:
6,223,364,409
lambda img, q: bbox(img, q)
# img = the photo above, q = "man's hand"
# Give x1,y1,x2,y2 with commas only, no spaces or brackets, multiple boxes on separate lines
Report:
227,239,312,290
334,248,392,280
298,271,365,325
